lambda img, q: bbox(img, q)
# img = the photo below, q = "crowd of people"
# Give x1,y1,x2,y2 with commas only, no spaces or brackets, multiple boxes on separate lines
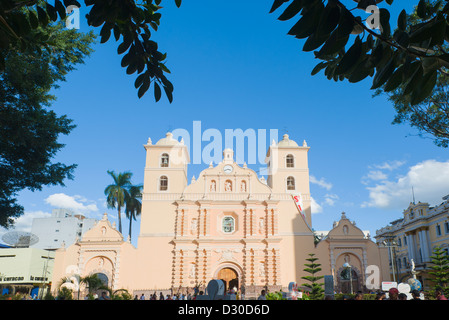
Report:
130,288,448,300
334,288,447,300
133,290,208,300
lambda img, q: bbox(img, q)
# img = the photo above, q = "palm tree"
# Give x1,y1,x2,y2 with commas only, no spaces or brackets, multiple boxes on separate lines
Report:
104,170,132,234
124,184,143,242
79,274,108,299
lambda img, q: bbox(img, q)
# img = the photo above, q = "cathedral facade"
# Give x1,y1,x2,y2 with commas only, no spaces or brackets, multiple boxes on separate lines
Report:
136,132,315,294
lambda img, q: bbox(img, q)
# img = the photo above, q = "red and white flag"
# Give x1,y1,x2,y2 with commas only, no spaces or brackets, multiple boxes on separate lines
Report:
292,193,312,231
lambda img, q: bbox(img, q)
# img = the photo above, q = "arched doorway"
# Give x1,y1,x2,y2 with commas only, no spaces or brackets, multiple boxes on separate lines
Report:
95,272,109,287
339,268,359,294
217,267,238,292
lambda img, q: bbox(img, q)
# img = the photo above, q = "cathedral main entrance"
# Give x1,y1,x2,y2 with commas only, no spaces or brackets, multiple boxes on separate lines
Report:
217,267,239,292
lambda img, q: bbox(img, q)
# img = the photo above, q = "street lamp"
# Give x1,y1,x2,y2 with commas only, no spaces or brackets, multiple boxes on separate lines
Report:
343,262,353,294
382,237,398,283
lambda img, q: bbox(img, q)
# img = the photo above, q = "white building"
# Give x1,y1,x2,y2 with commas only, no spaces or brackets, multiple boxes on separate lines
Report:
30,208,97,250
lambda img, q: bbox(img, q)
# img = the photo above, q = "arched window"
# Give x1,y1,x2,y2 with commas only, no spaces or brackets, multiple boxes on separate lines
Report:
160,153,169,167
286,154,294,168
287,176,295,190
160,176,168,191
210,180,216,192
224,180,232,192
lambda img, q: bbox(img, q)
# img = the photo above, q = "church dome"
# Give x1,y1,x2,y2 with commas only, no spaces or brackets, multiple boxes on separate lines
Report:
277,134,298,147
156,132,180,146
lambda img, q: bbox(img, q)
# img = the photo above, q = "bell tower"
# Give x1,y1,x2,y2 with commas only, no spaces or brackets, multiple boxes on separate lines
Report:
265,134,311,225
142,132,190,194
137,132,190,289
265,134,310,192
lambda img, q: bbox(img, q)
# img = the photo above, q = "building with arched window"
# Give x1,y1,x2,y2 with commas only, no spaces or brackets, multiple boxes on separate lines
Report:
375,196,449,291
315,212,389,294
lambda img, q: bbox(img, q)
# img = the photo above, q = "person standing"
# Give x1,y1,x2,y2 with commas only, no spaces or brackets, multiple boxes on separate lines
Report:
398,293,407,300
435,290,447,300
388,288,399,300
375,292,386,300
258,290,267,300
140,293,146,300
99,291,110,300
411,290,421,300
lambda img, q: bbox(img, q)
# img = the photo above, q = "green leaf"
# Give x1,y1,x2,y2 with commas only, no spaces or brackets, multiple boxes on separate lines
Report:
278,0,304,21
411,70,437,105
422,57,440,73
302,31,327,52
335,37,362,75
315,2,340,38
118,40,132,55
175,0,182,8
288,1,324,39
134,73,146,89
138,79,150,99
315,7,353,57
37,6,49,26
154,82,162,101
379,8,391,37
393,30,410,48
100,24,112,43
384,64,405,92
404,64,423,96
46,3,58,22
371,55,396,89
348,58,372,83
55,0,66,20
397,9,407,31
28,10,39,29
429,18,447,47
311,61,327,75
417,0,427,19
163,83,174,103
409,20,435,44
269,0,290,13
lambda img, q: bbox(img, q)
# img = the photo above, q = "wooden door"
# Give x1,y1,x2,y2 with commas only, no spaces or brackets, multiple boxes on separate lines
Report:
217,268,238,291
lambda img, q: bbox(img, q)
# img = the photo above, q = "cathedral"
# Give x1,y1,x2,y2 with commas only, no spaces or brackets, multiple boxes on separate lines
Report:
51,132,389,298
137,132,314,295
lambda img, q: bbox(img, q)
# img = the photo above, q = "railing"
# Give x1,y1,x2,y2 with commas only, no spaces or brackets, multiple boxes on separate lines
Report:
143,193,310,202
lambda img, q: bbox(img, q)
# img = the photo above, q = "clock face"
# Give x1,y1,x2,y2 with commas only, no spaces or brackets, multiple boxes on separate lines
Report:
223,165,233,174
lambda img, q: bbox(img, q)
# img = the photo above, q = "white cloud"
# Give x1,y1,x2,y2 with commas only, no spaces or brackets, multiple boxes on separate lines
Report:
366,170,388,181
45,193,99,213
310,175,332,191
370,160,405,171
311,197,323,214
361,170,389,185
362,160,405,185
324,194,339,206
362,159,449,210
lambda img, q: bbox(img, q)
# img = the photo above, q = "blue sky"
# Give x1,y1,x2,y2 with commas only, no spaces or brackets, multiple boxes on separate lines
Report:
2,0,449,247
